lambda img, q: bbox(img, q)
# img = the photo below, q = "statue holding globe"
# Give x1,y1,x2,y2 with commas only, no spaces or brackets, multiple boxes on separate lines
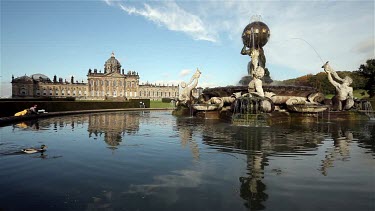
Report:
241,18,270,97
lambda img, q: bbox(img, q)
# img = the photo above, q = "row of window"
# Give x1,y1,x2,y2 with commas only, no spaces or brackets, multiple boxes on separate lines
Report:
90,91,137,97
20,89,88,96
139,91,178,97
89,80,137,87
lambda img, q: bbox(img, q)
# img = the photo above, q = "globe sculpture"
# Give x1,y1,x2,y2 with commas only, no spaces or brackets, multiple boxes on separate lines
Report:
241,21,270,49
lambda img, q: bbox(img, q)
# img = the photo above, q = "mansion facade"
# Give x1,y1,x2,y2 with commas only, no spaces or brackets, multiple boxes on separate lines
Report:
11,53,179,101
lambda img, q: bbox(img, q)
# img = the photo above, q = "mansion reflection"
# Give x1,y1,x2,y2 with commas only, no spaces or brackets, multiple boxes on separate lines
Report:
88,112,140,147
14,112,142,148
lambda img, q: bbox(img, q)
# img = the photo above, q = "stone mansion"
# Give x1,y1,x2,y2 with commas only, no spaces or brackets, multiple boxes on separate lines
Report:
11,53,179,101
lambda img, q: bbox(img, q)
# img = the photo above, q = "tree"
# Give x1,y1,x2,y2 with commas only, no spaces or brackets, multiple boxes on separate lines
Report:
357,59,375,98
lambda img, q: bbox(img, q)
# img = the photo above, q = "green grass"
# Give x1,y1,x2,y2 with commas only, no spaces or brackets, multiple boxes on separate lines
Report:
326,89,369,99
150,101,175,108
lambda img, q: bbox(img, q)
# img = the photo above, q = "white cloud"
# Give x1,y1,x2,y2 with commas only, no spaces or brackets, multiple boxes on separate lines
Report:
353,37,375,57
179,69,192,77
103,0,112,6
224,1,373,74
118,2,217,42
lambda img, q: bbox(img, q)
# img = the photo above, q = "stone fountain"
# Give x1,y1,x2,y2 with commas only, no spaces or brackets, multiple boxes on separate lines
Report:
173,17,373,124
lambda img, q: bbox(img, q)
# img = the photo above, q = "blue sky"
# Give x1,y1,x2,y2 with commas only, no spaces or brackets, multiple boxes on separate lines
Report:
1,0,374,97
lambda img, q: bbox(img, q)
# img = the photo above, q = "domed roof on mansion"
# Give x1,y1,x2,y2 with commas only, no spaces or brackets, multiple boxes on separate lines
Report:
104,52,121,74
11,53,179,101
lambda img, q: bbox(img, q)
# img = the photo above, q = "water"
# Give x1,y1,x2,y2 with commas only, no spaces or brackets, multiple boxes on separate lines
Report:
0,111,374,211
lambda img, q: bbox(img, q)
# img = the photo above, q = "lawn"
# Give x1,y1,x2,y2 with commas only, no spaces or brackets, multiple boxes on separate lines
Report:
150,100,176,108
325,89,369,99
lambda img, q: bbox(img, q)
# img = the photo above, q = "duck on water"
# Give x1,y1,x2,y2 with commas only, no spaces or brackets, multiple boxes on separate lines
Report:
21,145,47,154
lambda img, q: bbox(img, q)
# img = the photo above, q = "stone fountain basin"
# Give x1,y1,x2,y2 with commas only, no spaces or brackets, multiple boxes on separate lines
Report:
287,104,329,113
202,85,324,105
193,104,220,111
202,85,317,98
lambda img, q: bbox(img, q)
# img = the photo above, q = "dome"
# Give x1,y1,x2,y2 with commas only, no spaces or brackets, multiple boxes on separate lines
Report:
31,73,51,81
13,75,33,83
242,21,270,49
104,52,121,73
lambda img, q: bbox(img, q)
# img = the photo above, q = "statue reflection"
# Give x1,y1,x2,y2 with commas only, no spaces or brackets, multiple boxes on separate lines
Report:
237,130,268,210
200,123,270,210
320,125,353,176
175,118,200,160
200,123,329,210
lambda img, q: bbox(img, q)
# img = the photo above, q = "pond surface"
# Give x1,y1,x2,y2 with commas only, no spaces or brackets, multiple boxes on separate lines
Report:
0,111,374,211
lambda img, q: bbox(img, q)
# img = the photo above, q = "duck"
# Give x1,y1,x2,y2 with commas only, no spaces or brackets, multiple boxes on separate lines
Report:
21,144,47,154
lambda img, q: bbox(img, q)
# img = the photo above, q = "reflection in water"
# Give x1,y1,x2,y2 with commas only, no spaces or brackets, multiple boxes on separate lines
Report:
175,118,201,160
13,120,40,130
321,127,353,176
193,119,373,210
1,112,374,211
125,169,202,205
86,190,114,211
88,113,140,148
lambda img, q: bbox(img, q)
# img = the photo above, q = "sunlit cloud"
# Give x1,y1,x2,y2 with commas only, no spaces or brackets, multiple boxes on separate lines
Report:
104,1,373,78
103,0,112,6
353,37,375,57
179,69,192,77
118,2,217,42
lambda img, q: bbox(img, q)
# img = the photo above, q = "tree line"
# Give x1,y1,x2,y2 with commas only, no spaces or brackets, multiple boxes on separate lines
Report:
278,59,375,98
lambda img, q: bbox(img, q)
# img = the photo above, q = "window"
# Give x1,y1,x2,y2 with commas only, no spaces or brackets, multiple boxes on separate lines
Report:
20,88,26,95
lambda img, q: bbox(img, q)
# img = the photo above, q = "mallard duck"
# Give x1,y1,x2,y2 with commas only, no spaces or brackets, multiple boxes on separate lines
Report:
22,144,47,154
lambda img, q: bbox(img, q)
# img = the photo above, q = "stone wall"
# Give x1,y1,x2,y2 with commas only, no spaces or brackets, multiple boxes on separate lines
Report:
0,99,150,118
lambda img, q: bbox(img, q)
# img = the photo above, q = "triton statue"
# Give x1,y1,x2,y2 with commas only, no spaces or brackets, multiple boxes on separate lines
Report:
178,68,201,105
322,61,354,111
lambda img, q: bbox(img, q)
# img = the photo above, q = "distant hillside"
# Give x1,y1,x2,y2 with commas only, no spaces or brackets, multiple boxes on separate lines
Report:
272,71,368,96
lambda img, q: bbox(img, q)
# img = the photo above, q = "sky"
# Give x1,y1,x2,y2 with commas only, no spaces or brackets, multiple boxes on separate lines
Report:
1,0,374,98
